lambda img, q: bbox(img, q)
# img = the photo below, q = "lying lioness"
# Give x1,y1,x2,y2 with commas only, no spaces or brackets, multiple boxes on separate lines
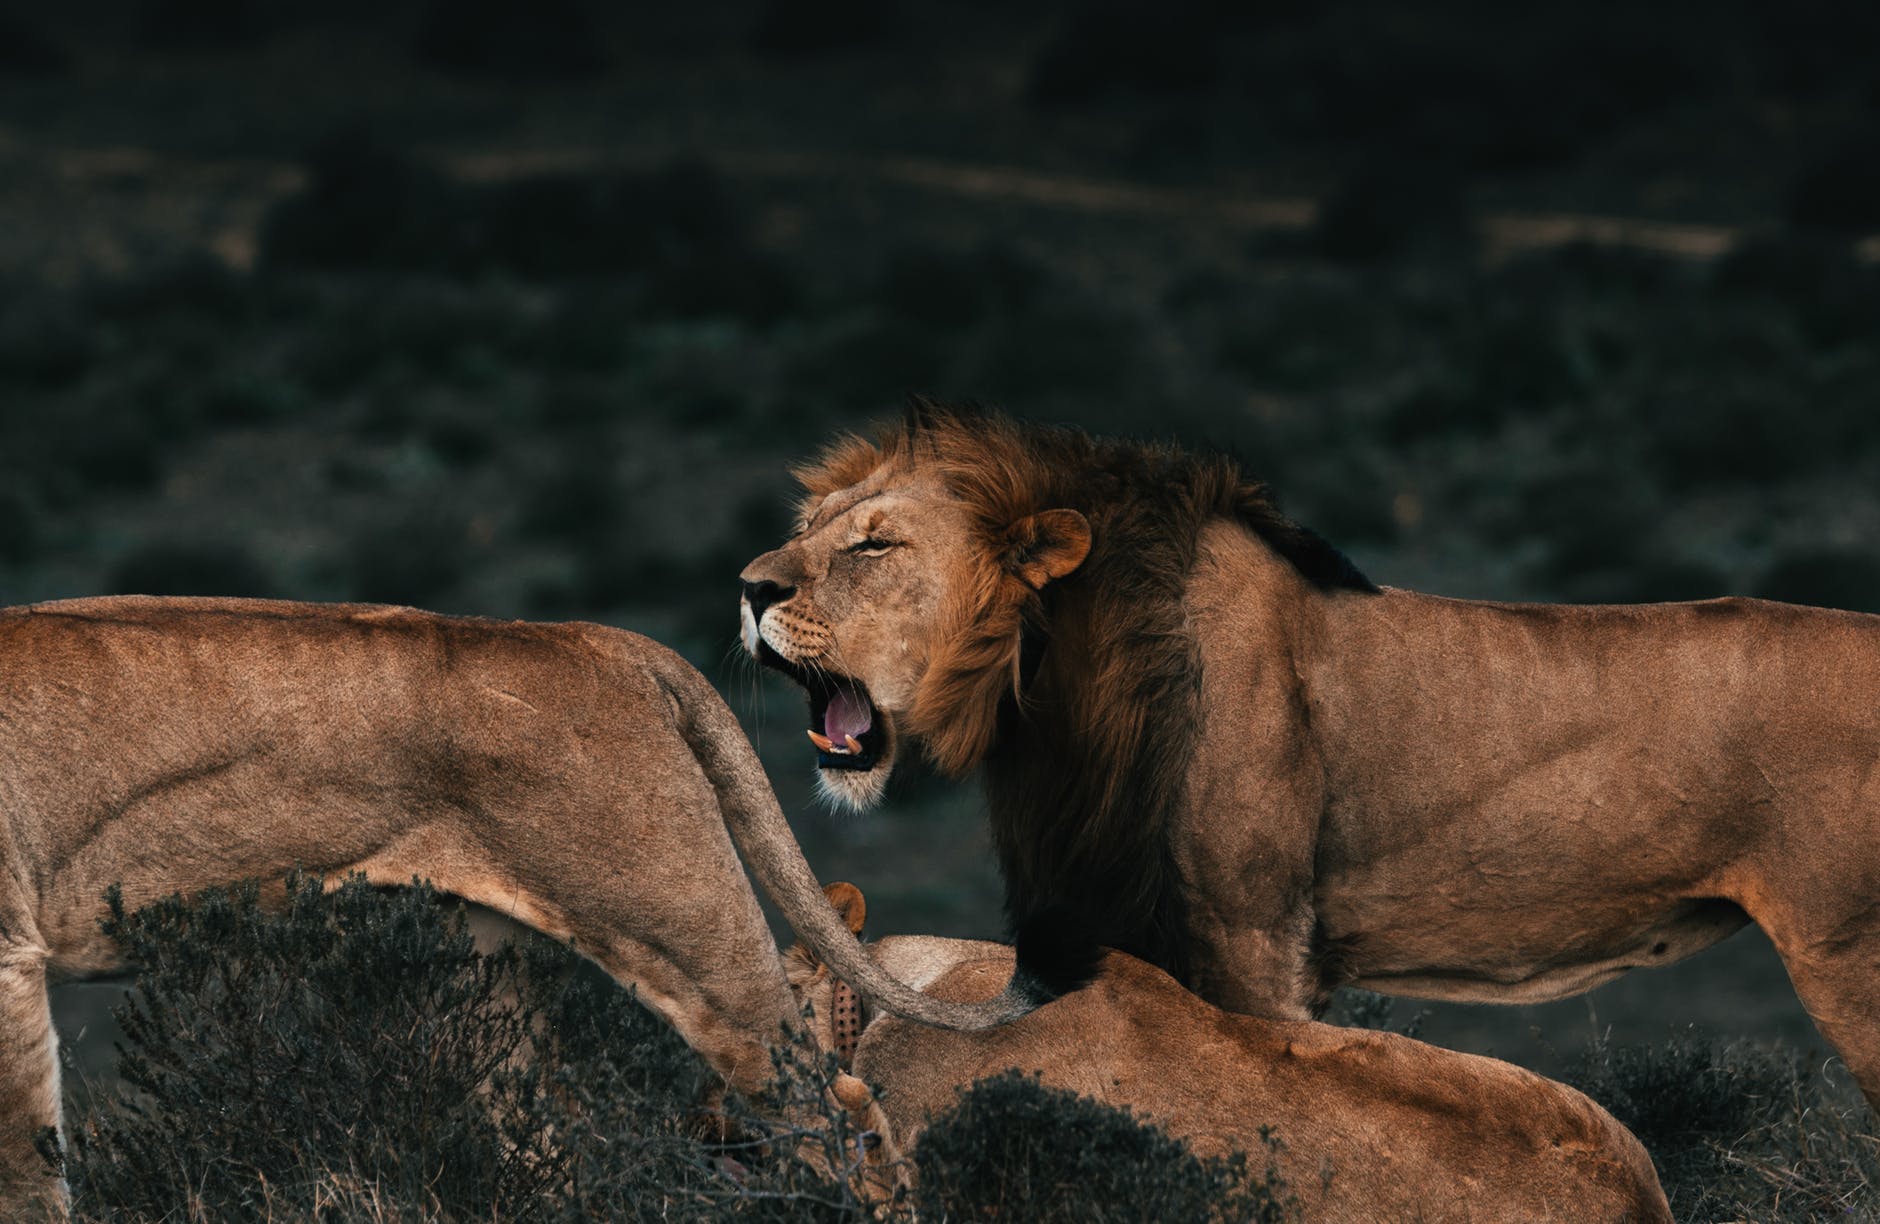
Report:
742,405,1880,1110
0,596,1055,1218
790,884,1671,1224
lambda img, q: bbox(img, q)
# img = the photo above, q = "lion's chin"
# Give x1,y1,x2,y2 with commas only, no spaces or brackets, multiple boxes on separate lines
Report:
814,742,895,812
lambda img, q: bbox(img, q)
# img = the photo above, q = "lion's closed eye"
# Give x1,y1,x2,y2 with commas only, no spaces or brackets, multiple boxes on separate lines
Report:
849,539,898,558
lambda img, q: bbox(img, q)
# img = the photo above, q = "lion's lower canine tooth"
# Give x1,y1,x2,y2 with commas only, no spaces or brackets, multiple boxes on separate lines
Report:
808,730,837,751
844,735,863,754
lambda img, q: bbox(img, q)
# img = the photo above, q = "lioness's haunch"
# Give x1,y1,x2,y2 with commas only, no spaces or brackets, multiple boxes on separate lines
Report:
0,596,1054,1218
787,885,1670,1224
743,404,1880,1111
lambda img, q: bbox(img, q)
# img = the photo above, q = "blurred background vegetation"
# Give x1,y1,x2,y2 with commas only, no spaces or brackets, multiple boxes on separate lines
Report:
2,0,1877,1099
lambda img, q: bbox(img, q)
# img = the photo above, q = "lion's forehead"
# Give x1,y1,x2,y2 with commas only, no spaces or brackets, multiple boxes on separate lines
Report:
793,470,953,542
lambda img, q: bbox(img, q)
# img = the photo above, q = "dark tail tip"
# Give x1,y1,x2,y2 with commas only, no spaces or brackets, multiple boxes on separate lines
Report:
1011,906,1104,1003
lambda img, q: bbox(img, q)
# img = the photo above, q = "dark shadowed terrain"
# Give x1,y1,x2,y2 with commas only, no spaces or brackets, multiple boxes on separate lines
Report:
5,0,1879,1145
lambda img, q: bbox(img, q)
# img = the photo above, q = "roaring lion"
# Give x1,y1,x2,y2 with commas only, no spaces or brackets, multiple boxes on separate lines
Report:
0,595,1055,1217
786,883,1671,1223
740,404,1880,1110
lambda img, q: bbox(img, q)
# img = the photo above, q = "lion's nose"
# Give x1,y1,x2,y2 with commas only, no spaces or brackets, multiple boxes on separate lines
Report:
742,579,794,623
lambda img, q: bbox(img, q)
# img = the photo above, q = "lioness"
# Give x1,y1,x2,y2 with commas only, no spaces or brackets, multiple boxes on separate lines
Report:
787,884,1671,1223
741,405,1880,1110
0,595,1054,1217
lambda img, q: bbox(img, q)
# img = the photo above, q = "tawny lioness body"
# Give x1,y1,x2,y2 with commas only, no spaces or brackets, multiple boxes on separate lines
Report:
0,595,1048,1217
788,885,1671,1224
741,406,1880,1109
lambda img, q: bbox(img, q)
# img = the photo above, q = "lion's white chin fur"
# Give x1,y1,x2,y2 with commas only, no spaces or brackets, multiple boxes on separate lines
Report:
815,766,889,811
815,736,895,811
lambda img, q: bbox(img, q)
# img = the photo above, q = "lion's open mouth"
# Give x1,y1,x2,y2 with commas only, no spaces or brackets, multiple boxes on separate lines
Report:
755,642,886,772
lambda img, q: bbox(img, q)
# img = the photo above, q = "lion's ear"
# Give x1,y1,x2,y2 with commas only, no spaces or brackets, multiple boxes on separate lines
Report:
823,881,867,935
1007,509,1091,590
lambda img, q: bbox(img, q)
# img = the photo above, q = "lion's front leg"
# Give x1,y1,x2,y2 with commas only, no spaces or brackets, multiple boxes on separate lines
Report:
1183,895,1323,1022
1171,787,1327,1021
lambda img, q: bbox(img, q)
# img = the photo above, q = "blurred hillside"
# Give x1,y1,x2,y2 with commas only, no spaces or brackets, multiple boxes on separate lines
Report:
4,0,1878,1078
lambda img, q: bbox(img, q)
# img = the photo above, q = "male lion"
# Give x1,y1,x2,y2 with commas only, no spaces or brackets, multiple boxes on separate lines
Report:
786,883,1671,1223
741,405,1880,1110
0,595,1055,1218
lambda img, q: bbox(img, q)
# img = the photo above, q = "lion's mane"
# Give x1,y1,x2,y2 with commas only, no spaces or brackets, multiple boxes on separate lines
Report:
795,403,1376,980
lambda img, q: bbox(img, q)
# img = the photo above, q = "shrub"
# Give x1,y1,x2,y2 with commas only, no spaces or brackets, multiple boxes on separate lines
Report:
913,1070,1297,1222
1567,1030,1880,1220
61,876,569,1220
56,875,888,1223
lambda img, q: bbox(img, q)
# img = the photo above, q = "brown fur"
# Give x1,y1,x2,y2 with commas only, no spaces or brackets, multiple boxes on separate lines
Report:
0,596,1034,1219
746,407,1880,1114
786,887,1671,1224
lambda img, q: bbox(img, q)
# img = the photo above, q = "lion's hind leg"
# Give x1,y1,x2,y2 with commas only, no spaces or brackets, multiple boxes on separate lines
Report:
0,937,65,1221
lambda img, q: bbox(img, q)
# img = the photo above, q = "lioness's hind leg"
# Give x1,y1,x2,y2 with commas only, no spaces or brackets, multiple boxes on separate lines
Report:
0,947,65,1221
1775,926,1880,1113
580,936,787,1098
356,834,795,1102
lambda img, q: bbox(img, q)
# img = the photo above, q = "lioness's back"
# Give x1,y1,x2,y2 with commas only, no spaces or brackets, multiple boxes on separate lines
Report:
2,595,729,968
1,595,684,718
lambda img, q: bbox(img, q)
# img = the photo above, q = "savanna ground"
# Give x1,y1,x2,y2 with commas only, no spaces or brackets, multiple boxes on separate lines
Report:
4,0,1880,1216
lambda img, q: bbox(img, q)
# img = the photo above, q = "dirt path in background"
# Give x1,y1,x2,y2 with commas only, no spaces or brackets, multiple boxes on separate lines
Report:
20,141,1880,283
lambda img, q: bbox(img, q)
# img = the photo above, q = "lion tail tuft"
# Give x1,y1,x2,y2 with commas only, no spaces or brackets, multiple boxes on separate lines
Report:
1011,906,1104,1003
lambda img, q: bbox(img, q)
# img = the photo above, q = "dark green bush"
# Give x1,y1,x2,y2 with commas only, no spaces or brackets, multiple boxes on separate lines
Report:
57,875,887,1223
63,876,568,1220
1567,1030,1880,1221
914,1070,1297,1222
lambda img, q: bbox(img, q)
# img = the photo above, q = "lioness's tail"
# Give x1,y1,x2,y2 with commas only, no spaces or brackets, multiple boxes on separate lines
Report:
656,656,1082,1031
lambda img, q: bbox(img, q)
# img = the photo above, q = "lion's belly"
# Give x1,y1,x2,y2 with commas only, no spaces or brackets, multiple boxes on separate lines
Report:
1333,896,1751,1005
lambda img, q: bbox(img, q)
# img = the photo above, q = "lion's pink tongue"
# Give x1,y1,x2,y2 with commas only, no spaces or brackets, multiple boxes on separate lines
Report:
824,690,873,745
